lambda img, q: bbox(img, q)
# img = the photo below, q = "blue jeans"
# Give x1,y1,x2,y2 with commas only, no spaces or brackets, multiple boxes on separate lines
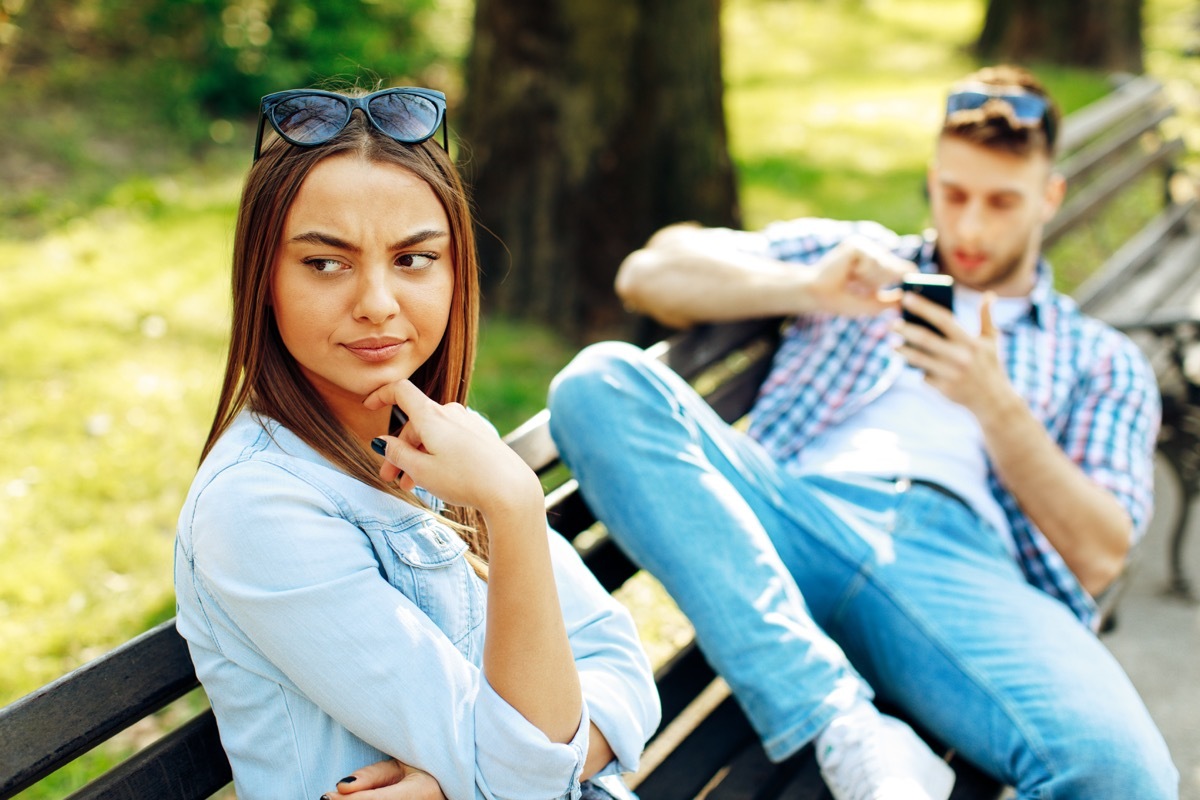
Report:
548,342,1178,800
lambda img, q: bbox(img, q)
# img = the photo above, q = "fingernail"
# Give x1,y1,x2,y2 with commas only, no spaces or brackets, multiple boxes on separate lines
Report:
319,795,331,800
371,437,387,456
337,777,357,785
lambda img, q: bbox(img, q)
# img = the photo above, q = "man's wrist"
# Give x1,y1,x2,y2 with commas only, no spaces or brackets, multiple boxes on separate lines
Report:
974,384,1029,433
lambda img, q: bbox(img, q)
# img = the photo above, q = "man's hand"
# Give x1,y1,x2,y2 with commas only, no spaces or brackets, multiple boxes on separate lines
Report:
805,238,910,317
321,759,445,800
893,291,1023,422
896,290,1134,594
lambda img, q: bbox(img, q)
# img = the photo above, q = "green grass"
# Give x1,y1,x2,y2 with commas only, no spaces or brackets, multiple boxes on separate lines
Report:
4,0,1199,794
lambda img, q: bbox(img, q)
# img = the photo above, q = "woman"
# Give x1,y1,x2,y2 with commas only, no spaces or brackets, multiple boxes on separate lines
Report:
174,86,659,800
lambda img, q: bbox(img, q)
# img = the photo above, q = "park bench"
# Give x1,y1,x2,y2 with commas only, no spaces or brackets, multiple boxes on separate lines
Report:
1,74,1196,800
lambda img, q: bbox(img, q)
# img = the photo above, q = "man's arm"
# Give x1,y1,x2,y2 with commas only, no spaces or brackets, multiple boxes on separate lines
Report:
615,222,908,329
974,384,1131,595
897,293,1132,595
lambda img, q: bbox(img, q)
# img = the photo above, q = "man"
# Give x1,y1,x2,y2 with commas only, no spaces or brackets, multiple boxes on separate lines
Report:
547,65,1178,799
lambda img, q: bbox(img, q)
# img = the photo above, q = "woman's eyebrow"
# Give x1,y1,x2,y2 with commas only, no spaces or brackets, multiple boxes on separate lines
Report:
290,231,358,252
389,229,450,251
288,229,449,252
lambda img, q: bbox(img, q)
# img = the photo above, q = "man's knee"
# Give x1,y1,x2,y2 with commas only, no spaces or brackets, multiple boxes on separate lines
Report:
548,341,651,424
1026,724,1178,799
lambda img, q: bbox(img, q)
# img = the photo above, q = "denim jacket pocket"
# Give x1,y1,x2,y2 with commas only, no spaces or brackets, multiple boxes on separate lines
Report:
380,517,484,660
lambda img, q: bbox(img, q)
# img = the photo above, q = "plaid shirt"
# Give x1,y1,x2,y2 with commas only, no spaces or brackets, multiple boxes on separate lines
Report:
733,218,1160,631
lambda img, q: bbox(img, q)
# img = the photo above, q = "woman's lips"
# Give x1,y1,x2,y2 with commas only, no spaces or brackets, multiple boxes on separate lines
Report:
343,341,404,362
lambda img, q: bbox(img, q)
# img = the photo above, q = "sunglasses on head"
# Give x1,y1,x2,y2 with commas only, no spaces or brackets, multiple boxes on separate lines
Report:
253,87,448,161
946,83,1055,143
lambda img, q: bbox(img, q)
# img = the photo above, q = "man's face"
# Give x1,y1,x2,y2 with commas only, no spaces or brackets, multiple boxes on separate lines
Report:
928,136,1065,296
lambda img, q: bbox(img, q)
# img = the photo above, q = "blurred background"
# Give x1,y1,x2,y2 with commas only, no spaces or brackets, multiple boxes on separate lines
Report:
1,0,1197,795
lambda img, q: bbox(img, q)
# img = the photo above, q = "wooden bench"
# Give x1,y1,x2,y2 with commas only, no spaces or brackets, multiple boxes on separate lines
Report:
2,75,1195,800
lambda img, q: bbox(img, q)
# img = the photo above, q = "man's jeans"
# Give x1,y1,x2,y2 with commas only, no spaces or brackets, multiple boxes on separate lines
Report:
548,341,1178,799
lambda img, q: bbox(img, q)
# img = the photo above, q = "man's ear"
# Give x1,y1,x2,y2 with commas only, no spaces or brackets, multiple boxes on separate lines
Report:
1042,171,1066,222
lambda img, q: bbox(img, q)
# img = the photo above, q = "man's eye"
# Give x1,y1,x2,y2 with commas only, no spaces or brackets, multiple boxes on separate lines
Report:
398,253,436,270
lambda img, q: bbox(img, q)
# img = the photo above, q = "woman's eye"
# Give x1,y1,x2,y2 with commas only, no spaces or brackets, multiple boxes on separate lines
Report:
397,253,436,271
305,258,346,274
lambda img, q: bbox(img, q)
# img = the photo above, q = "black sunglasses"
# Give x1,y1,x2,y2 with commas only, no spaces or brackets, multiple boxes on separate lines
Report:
253,87,448,161
946,84,1056,146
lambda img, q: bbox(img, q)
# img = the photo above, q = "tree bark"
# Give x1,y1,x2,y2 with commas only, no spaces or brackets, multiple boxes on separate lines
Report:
975,0,1144,73
461,0,739,343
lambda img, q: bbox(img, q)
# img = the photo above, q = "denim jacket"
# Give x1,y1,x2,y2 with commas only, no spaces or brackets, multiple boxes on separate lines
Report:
175,411,660,800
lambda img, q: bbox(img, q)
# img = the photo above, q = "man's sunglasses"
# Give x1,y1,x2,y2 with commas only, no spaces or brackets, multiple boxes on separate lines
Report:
946,84,1055,144
253,87,447,161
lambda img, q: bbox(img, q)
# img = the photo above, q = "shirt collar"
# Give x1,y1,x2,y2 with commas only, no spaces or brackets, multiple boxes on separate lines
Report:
915,231,1053,328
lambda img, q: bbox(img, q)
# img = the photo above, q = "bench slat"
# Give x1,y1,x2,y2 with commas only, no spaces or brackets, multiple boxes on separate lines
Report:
652,644,717,734
545,483,595,539
581,539,641,593
65,712,230,800
1057,104,1174,190
1057,75,1163,154
1088,222,1200,323
703,346,778,424
634,694,760,800
1044,136,1185,247
659,319,781,381
1072,198,1196,313
703,742,818,800
0,620,197,798
504,409,558,472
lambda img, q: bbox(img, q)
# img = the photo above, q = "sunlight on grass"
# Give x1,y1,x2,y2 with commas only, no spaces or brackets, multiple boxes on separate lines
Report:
0,187,235,704
724,0,983,230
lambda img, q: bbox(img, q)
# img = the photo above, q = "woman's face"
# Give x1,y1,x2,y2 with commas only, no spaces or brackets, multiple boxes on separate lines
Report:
271,153,454,436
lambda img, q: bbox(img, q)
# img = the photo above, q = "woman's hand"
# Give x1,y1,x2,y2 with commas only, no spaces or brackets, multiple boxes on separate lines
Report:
321,758,445,800
363,380,542,517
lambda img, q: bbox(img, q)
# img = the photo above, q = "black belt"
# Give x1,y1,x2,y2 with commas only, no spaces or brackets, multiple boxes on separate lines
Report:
885,477,973,515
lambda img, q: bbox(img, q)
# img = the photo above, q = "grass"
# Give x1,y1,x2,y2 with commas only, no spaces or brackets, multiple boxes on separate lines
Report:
3,0,1199,795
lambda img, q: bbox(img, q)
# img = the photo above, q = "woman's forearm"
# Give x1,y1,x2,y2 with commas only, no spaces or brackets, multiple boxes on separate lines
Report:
481,478,583,744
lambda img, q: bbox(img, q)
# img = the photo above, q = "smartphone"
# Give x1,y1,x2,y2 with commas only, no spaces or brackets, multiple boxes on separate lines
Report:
901,273,954,335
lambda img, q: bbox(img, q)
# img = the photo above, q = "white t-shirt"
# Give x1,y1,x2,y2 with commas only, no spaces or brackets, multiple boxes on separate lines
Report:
792,286,1031,554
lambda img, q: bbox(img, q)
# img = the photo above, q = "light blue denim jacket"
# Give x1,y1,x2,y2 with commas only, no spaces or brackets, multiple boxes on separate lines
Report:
175,411,660,800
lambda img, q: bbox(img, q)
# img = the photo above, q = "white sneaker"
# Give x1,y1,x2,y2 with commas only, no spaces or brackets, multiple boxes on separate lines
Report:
815,701,956,800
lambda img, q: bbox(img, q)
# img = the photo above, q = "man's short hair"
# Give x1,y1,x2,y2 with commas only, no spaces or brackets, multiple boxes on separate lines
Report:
941,65,1061,158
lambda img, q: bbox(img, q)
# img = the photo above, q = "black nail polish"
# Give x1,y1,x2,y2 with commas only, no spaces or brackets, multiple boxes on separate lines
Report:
337,776,357,785
319,795,331,800
371,437,387,456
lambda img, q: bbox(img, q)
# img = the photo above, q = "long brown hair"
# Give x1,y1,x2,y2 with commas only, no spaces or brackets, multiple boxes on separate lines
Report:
203,109,489,570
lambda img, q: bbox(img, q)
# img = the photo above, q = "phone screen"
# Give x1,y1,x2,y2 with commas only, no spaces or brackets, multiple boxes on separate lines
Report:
901,274,954,335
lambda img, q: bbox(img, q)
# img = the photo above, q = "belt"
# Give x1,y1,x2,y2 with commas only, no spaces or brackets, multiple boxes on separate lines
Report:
885,476,974,516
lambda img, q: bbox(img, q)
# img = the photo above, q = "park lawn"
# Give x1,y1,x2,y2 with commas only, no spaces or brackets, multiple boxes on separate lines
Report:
2,0,1198,794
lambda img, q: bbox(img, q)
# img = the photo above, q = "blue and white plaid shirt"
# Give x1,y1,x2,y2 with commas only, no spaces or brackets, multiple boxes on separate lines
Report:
731,218,1160,631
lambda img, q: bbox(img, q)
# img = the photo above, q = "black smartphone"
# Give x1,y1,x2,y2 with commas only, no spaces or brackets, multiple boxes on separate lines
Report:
901,273,954,335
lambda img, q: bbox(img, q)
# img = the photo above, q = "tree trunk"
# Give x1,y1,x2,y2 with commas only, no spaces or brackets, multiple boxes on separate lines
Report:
461,0,739,343
975,0,1144,73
